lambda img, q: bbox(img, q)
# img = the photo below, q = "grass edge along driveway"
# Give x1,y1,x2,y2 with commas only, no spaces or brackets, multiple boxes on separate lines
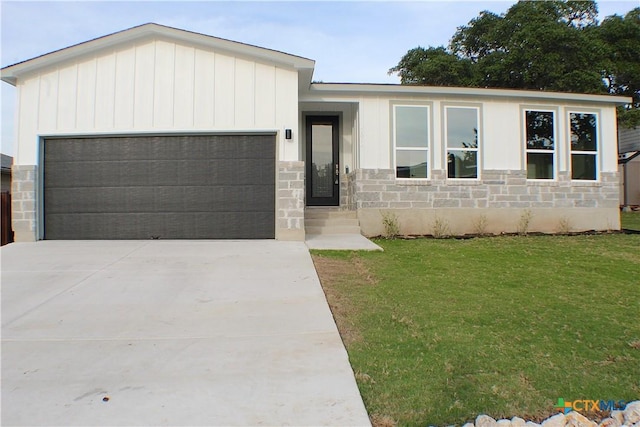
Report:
312,231,640,427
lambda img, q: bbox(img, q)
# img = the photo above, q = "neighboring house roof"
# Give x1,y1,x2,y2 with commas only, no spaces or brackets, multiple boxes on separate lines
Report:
0,23,316,89
619,127,640,154
1,154,13,174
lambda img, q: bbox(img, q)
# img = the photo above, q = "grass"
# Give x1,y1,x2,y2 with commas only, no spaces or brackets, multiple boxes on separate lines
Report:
622,211,640,231
311,229,640,426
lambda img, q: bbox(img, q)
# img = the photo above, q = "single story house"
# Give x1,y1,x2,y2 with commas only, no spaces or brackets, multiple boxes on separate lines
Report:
618,127,640,207
1,23,630,242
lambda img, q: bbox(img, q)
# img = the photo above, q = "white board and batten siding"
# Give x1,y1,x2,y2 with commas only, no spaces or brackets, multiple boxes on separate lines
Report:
15,38,299,165
353,95,620,174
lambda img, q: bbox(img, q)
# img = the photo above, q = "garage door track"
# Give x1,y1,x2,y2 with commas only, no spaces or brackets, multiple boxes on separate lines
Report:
1,240,370,426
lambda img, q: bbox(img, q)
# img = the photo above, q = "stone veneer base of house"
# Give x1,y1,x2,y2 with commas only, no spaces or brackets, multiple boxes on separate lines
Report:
276,161,305,241
10,163,620,241
11,165,38,242
357,207,620,237
349,168,621,237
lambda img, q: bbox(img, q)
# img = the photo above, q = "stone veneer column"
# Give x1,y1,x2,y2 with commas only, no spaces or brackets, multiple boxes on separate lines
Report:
276,161,305,241
11,165,38,242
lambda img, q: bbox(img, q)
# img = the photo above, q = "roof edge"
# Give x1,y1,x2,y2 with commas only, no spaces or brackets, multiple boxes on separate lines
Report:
2,23,315,86
306,83,632,105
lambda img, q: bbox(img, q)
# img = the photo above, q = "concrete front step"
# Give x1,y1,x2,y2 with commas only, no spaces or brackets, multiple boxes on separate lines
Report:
304,218,360,227
304,209,362,235
304,209,358,220
305,225,363,235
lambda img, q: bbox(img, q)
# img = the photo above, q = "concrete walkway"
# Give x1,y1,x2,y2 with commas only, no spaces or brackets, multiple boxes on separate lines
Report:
1,240,370,426
305,234,383,251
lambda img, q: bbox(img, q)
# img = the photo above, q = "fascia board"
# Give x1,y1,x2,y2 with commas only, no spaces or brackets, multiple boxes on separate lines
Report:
305,83,632,106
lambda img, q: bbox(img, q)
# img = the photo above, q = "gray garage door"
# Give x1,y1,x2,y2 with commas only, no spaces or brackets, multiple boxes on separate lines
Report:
44,134,275,239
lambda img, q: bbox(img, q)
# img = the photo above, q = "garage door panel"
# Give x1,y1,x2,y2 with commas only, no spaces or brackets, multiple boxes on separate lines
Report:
47,160,159,188
45,135,277,162
45,184,275,215
46,156,275,188
45,211,274,239
44,134,275,239
193,212,275,239
45,213,163,240
183,185,274,211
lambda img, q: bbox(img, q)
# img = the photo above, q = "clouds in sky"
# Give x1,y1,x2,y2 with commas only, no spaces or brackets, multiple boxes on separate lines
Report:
1,0,637,155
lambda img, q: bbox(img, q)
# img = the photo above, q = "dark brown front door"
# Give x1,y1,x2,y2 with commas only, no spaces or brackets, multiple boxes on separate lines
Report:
306,116,339,206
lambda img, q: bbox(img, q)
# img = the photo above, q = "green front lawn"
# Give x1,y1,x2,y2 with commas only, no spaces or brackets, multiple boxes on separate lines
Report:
312,234,640,426
622,211,640,231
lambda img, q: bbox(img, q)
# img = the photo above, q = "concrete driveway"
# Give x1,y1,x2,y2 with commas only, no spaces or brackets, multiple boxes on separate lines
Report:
1,240,370,426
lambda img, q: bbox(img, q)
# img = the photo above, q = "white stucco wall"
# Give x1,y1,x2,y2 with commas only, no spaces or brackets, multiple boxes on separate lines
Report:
14,37,300,165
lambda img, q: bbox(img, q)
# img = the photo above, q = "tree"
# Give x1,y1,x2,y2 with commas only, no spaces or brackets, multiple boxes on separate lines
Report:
596,8,640,127
389,1,640,127
388,47,475,86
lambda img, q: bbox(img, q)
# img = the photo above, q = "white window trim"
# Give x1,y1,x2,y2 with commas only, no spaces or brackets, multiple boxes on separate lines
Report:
444,105,481,180
393,104,430,180
568,111,599,182
524,108,558,181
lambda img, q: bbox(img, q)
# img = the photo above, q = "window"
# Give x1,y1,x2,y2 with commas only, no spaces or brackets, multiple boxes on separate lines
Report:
446,107,479,179
525,110,555,179
570,112,598,180
394,105,429,178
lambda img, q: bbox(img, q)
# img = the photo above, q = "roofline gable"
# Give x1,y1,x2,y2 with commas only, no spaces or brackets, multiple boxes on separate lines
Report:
1,23,316,86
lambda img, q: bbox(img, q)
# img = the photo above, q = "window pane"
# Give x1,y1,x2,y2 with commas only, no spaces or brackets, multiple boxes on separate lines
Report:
396,150,428,178
571,154,596,180
527,153,554,179
526,111,554,150
395,106,428,148
310,124,334,198
447,150,477,178
570,113,597,151
447,108,478,148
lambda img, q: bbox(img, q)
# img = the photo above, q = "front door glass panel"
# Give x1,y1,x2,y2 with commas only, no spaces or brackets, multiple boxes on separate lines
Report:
311,124,334,198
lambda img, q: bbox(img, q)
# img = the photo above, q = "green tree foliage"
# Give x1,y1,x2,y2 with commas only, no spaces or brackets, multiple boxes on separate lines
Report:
597,8,640,127
389,1,640,127
388,47,475,86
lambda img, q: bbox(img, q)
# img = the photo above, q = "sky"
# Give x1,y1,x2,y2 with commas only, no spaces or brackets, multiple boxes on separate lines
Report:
1,0,637,156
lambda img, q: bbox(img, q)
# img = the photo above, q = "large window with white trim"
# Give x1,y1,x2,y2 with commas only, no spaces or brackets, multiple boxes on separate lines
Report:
525,110,555,180
446,106,479,179
394,105,429,179
569,112,598,181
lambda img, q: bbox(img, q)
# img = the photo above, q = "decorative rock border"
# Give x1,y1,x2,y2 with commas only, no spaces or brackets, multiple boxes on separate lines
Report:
460,401,640,427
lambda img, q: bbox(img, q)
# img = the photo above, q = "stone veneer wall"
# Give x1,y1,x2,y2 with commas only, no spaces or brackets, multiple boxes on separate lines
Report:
352,169,620,236
276,161,305,240
11,165,38,242
339,171,358,211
